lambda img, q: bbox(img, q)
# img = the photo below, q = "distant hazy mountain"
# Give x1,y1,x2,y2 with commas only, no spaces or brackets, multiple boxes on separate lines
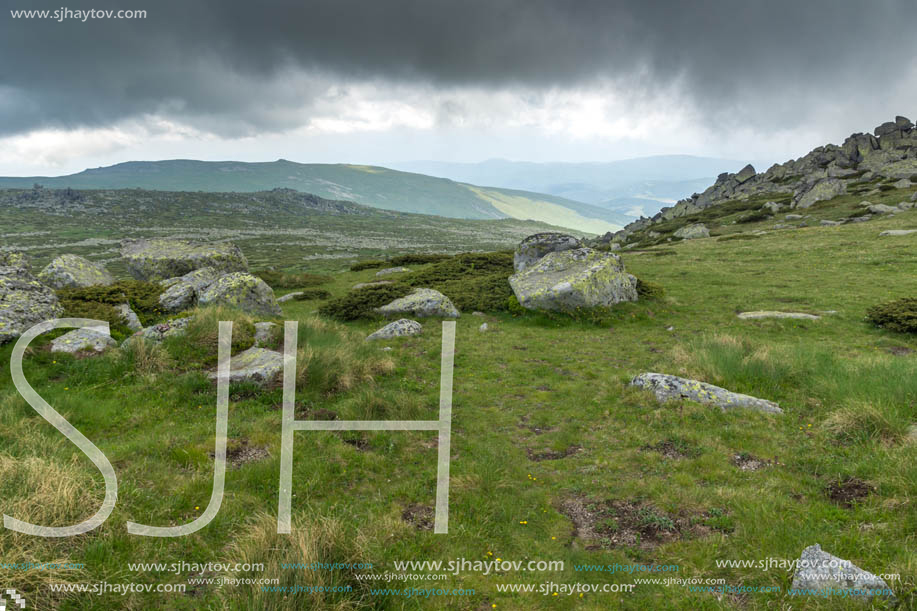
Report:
0,159,631,234
389,156,752,218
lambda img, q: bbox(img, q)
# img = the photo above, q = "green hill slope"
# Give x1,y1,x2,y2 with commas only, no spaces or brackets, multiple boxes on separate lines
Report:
0,160,627,233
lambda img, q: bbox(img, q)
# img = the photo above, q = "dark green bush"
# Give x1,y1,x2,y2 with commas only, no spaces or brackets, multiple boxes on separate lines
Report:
636,278,666,300
390,253,453,266
318,283,412,321
737,211,771,224
866,298,917,334
293,289,332,301
57,281,164,327
349,260,387,271
877,184,894,192
405,252,515,312
909,174,917,182
255,270,331,288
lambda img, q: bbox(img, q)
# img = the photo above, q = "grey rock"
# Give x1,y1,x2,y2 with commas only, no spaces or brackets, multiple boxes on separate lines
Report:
198,272,282,317
892,178,912,189
207,347,283,386
38,254,114,289
819,220,841,226
673,223,710,240
762,201,783,213
51,327,116,355
353,281,392,289
879,229,917,237
790,544,895,603
471,311,486,317
514,232,582,273
479,322,488,332
116,303,143,331
895,115,914,130
121,239,248,282
0,252,29,271
629,372,782,414
794,178,846,209
0,265,63,344
785,214,804,220
122,317,190,347
734,164,756,184
912,191,917,202
738,311,820,320
277,292,303,303
366,318,422,341
375,267,410,277
897,201,915,210
254,322,277,347
867,203,898,214
509,248,638,312
375,288,460,318
159,267,221,312
845,215,872,224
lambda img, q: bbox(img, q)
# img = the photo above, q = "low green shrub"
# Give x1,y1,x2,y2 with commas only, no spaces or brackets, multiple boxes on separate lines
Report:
390,253,452,266
866,298,917,333
293,289,332,301
636,278,666,300
718,234,762,242
57,281,164,327
736,211,771,224
877,184,894,192
254,270,331,288
405,251,515,312
349,260,387,271
318,283,412,321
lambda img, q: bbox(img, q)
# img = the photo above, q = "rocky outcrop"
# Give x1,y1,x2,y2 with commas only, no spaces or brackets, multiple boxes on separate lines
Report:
121,239,248,282
514,233,582,272
673,223,710,240
159,267,222,312
0,252,30,271
198,272,282,317
509,248,638,312
794,178,846,209
630,373,782,414
375,288,460,318
208,347,283,386
790,544,895,603
0,262,63,344
366,318,422,341
50,328,116,355
37,254,114,289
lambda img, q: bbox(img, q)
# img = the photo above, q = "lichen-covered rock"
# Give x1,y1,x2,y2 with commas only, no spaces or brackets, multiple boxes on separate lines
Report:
794,178,846,209
509,248,638,312
353,281,392,290
116,303,143,331
38,254,114,289
208,347,283,386
158,267,221,312
514,233,582,273
867,203,898,214
738,311,820,320
276,291,303,303
375,288,460,318
198,272,281,317
0,265,63,344
0,251,30,271
673,224,710,240
366,318,422,341
121,239,248,282
879,229,917,236
762,201,783,213
734,164,756,184
790,544,895,603
254,322,277,347
121,317,190,347
899,201,915,210
375,267,410,277
51,328,116,355
630,372,783,414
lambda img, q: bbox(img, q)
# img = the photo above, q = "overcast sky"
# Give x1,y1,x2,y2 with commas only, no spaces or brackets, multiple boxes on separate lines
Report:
1,0,915,176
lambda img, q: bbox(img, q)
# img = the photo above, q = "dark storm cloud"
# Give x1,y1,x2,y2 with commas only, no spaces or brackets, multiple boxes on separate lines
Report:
1,0,915,136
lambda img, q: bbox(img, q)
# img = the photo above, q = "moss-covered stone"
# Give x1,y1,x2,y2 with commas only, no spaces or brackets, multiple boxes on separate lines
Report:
121,239,248,281
374,288,460,318
38,254,114,289
198,272,281,317
0,265,63,344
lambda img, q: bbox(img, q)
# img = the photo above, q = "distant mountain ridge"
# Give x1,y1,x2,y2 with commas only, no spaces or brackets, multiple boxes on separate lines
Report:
0,159,629,234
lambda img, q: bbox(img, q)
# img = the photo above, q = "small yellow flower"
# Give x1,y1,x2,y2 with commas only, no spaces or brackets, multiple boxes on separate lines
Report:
492,605,496,609
64,387,69,390
496,558,501,562
487,551,493,556
579,593,584,598
52,360,56,364
195,506,200,510
552,592,558,596
551,536,556,540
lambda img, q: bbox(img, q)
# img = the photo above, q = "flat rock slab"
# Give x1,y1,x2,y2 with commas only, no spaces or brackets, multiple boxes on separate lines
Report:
366,318,422,341
375,288,460,318
121,238,248,282
738,311,821,320
353,281,392,290
790,544,895,602
38,254,114,289
514,232,582,273
208,347,283,386
879,229,917,236
51,328,116,355
630,372,783,414
375,267,410,277
277,292,303,303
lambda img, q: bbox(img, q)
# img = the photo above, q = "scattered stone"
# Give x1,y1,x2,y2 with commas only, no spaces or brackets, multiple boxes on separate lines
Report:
471,311,486,317
514,232,582,273
353,281,392,289
738,311,820,320
912,191,917,202
879,229,917,237
159,267,221,312
122,317,190,346
731,453,778,471
375,267,410,277
785,214,804,220
794,178,846,209
37,254,113,289
381,346,392,351
198,272,282,317
208,346,283,386
867,203,898,214
479,322,488,332
773,223,792,229
819,219,841,226
51,327,116,354
277,292,303,303
790,544,895,603
673,223,709,240
509,248,638,312
762,201,783,213
121,238,248,282
892,178,912,189
116,303,143,331
0,264,63,344
630,373,782,414
897,201,915,210
844,215,872,224
375,288,460,318
365,318,422,341
254,322,277,347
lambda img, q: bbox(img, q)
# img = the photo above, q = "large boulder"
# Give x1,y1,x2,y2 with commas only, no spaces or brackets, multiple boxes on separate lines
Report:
366,318,422,341
630,373,782,414
158,267,221,312
375,288,460,318
0,251,30,271
790,544,895,603
509,248,638,312
734,164,756,184
37,254,114,289
208,347,283,386
0,265,64,344
198,272,281,317
866,203,898,215
514,233,582,273
50,328,116,355
121,239,248,282
794,178,846,209
673,224,710,240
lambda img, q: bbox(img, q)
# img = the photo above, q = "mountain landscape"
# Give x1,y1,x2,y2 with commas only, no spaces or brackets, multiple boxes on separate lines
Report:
0,160,630,234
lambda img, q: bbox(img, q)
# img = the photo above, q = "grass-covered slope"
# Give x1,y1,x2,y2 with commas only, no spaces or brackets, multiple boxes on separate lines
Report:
1,195,915,609
0,160,625,232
